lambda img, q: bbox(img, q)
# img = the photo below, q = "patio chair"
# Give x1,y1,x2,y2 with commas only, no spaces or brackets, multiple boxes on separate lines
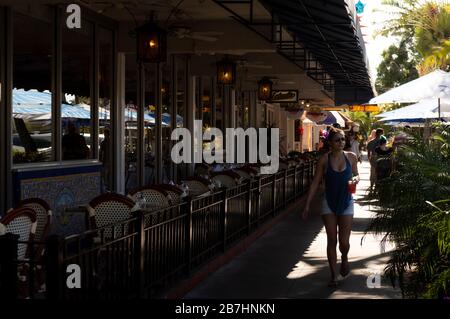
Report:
182,176,211,197
16,198,52,292
211,171,241,188
128,186,170,209
155,184,184,205
87,193,135,240
0,207,37,260
194,163,211,178
0,207,37,298
16,198,52,255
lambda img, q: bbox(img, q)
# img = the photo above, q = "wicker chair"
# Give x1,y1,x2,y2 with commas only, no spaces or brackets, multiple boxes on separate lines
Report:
182,176,211,197
154,184,184,205
87,193,135,240
211,171,241,188
16,198,51,255
128,186,170,208
194,163,211,178
0,207,37,260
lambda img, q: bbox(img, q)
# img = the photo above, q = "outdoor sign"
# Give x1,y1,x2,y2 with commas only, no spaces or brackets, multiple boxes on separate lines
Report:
349,104,380,112
269,90,298,103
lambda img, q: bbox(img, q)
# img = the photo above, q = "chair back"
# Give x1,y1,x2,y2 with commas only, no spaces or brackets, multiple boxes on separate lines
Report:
128,186,170,208
211,171,241,188
17,198,51,243
155,184,183,205
183,177,211,196
87,193,135,239
0,207,37,260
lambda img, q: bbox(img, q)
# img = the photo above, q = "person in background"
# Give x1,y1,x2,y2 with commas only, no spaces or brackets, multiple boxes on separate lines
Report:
367,128,384,188
374,135,393,183
301,127,360,288
62,123,89,160
348,132,361,163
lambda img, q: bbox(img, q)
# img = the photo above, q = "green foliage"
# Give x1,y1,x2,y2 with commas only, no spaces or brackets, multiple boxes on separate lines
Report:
366,123,450,298
375,38,419,94
378,1,450,75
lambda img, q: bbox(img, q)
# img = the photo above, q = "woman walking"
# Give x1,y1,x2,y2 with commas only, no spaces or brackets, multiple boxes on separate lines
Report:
301,127,360,287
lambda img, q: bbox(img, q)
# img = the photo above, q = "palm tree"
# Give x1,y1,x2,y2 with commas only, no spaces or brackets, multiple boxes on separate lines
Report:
379,1,450,75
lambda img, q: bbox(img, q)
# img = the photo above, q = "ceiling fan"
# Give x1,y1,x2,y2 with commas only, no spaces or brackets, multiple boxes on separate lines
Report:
169,25,223,42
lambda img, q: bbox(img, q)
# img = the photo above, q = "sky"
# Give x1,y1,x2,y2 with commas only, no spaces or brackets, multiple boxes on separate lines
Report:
357,0,398,81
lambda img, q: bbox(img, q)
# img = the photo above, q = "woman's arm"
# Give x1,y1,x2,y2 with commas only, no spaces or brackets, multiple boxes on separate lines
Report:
301,155,327,219
347,152,360,183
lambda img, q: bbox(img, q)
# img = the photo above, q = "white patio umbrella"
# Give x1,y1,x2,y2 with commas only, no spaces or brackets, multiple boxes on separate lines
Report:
377,98,450,123
370,70,450,104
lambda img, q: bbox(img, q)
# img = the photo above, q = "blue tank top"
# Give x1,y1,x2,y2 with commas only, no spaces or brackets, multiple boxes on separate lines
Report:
325,153,352,214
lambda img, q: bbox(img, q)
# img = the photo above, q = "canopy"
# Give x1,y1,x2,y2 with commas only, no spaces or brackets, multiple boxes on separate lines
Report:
319,111,346,127
377,98,450,123
369,70,450,104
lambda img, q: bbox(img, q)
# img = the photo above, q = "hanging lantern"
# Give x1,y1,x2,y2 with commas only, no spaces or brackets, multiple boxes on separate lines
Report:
136,22,167,63
217,57,236,85
258,77,273,101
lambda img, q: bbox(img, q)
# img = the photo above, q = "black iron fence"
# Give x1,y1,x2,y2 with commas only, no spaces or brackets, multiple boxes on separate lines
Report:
0,158,317,299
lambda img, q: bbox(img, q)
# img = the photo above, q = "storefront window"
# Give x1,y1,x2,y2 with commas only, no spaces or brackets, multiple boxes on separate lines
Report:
12,9,53,164
99,27,113,191
61,19,93,161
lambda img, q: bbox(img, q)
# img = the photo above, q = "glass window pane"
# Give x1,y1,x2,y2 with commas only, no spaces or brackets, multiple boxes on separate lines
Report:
99,27,113,192
61,19,93,161
12,9,53,164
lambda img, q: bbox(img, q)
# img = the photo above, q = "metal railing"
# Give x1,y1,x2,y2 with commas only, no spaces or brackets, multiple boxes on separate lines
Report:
0,157,318,299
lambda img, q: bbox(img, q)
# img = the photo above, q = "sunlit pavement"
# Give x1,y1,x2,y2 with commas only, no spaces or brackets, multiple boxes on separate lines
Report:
185,152,401,299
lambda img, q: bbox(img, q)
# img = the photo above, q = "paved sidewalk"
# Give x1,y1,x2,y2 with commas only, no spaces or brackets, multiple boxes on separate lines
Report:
185,154,401,299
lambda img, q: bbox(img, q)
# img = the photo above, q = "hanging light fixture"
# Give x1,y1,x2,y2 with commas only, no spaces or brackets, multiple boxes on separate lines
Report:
217,57,236,85
136,21,167,63
258,77,273,101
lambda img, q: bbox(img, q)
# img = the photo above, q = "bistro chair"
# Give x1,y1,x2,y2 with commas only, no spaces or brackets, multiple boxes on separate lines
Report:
87,193,135,240
0,207,37,260
194,163,211,178
0,207,38,298
128,186,170,209
155,184,184,205
211,171,241,188
182,176,211,197
16,198,52,256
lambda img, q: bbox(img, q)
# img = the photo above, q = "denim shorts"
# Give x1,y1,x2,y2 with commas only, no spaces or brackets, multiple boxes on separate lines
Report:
321,197,354,216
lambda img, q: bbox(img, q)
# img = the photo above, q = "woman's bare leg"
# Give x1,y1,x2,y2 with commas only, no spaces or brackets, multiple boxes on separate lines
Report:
322,214,338,285
337,215,353,277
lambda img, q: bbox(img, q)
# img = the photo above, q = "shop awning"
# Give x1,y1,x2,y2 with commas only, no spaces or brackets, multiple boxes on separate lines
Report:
259,0,373,104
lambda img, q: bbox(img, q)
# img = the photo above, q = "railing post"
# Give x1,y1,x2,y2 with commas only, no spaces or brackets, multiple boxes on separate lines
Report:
256,176,262,226
132,210,145,298
300,163,305,195
272,173,277,216
0,233,19,299
45,235,65,300
293,165,297,198
185,197,193,275
220,188,228,252
247,180,252,235
284,169,288,207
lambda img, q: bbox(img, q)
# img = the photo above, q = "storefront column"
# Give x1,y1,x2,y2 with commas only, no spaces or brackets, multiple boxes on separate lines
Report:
155,62,162,183
115,53,126,194
0,7,12,212
137,62,145,187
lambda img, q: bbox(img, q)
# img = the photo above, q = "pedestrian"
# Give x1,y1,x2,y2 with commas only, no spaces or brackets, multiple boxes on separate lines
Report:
62,122,90,160
374,135,393,183
301,127,360,287
367,128,384,188
348,131,361,163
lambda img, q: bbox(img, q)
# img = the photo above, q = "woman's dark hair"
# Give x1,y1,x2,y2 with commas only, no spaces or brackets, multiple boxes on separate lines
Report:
326,127,345,143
